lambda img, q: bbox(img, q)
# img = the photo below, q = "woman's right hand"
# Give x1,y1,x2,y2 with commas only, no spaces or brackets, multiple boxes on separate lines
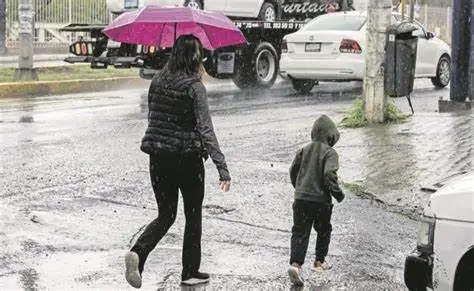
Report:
219,180,231,192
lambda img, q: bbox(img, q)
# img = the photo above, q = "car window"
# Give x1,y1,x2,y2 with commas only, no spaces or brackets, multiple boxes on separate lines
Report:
124,0,138,8
302,14,367,31
411,22,426,37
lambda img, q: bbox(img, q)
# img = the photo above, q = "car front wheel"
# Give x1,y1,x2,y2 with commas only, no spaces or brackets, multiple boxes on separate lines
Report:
431,55,450,88
184,0,202,10
292,79,317,94
258,2,277,22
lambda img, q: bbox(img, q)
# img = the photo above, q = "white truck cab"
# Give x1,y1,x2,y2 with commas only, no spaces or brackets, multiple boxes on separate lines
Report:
405,172,474,291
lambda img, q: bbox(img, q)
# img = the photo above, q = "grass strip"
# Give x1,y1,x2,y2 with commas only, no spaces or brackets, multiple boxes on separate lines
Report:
0,65,139,83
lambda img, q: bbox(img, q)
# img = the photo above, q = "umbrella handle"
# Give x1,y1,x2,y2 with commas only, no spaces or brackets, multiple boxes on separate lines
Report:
174,22,177,43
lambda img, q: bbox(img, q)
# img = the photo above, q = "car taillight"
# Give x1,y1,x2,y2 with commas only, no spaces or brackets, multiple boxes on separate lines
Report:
281,39,288,53
339,39,362,54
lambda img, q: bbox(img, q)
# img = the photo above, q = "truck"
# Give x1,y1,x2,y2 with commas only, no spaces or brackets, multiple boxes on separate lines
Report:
404,171,474,291
60,0,354,90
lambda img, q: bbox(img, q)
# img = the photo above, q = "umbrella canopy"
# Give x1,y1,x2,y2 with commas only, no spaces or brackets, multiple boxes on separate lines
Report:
103,5,247,50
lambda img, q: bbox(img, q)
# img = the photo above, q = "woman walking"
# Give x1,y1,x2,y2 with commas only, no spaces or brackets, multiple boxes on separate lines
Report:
125,35,231,288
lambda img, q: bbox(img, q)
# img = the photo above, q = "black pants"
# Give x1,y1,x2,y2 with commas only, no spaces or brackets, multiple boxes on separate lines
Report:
290,199,333,265
131,154,205,277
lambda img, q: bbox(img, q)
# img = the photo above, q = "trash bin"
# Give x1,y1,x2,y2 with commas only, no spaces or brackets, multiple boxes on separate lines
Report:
384,21,419,97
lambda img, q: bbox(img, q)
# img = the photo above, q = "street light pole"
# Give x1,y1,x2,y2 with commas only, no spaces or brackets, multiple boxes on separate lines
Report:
14,0,37,81
363,0,392,123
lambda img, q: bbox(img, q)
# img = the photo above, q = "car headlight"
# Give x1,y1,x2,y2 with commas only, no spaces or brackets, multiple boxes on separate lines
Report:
416,216,436,254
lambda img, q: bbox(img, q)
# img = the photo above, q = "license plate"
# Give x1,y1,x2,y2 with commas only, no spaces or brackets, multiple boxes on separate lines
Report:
107,40,121,48
305,43,321,52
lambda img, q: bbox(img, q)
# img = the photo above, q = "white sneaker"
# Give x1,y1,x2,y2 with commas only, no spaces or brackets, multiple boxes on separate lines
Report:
125,251,142,288
288,264,304,286
181,272,210,286
312,260,332,272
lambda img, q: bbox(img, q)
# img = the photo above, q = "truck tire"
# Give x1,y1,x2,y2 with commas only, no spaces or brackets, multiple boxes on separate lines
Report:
292,79,317,94
184,0,202,9
232,63,255,89
258,2,277,21
232,42,279,90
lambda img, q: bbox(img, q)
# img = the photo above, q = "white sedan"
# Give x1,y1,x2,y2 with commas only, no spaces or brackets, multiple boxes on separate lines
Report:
279,11,452,93
107,0,280,21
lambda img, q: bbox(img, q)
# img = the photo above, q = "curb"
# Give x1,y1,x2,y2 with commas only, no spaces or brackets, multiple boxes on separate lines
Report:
0,77,149,99
0,54,70,63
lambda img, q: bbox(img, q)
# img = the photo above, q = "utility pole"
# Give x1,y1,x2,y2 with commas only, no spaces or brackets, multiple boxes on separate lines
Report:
14,0,37,81
471,0,474,101
450,0,471,102
363,0,392,123
0,0,6,55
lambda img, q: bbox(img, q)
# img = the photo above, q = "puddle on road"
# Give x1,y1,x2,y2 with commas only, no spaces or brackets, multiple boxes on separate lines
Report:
340,112,473,210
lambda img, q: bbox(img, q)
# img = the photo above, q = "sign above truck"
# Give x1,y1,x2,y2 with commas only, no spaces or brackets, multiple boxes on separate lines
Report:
280,0,354,21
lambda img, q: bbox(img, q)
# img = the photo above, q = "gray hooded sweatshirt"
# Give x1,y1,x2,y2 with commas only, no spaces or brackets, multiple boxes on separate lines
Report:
290,115,345,203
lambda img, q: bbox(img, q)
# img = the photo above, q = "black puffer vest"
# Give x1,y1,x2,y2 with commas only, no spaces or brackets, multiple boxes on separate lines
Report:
140,70,205,157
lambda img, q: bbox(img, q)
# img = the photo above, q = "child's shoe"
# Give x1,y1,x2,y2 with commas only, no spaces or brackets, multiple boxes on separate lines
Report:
312,260,332,272
288,263,304,286
125,251,142,288
181,272,210,286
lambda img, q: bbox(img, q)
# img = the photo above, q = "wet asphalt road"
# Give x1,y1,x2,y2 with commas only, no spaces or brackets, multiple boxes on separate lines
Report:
0,79,470,290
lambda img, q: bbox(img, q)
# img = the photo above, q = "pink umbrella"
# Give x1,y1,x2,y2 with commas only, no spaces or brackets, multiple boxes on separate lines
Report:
103,5,247,50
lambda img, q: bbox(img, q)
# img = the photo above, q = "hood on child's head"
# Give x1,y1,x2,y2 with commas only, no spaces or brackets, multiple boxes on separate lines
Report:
311,114,340,147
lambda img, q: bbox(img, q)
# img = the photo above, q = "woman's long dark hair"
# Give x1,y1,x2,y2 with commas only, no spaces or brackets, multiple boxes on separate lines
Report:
167,35,204,76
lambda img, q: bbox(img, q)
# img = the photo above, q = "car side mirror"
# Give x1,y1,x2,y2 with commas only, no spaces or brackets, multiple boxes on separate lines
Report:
426,31,435,39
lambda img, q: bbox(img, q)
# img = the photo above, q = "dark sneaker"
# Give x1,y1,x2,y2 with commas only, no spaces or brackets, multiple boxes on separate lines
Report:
288,263,304,286
181,272,210,286
125,251,142,288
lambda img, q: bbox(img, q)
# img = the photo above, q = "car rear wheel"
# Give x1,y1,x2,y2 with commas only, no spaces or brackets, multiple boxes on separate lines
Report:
431,55,450,88
184,0,202,10
258,2,277,22
292,79,317,94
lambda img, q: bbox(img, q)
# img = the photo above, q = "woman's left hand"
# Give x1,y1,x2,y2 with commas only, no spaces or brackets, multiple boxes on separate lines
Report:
219,180,231,192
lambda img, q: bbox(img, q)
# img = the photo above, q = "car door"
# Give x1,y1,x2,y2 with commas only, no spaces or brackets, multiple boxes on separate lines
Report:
225,0,263,18
204,0,227,12
411,21,439,76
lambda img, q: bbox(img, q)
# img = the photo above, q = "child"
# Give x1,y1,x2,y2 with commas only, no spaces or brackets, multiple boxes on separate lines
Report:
287,114,345,286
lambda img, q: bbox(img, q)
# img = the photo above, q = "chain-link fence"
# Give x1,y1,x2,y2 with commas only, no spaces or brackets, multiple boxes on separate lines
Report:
6,0,109,51
417,4,451,45
4,1,454,53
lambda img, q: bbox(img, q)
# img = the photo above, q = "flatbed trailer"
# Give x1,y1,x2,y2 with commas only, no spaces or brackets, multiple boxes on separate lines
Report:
61,19,306,89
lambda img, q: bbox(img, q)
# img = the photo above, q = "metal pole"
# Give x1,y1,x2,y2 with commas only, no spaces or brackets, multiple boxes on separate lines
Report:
409,0,415,21
450,0,471,102
0,0,6,55
423,3,428,28
400,0,406,18
14,0,37,81
69,0,72,24
363,0,392,123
